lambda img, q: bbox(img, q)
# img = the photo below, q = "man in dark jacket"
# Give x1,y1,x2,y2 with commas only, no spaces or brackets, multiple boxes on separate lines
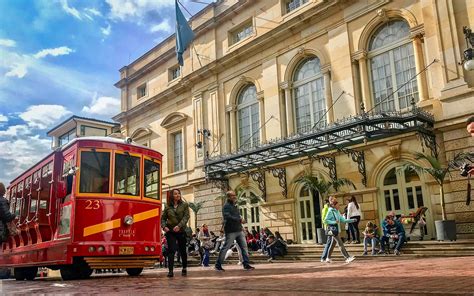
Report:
0,182,15,242
215,190,254,271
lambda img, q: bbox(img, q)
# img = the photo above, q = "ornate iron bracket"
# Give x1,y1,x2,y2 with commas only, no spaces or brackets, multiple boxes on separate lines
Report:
309,154,337,181
417,132,438,158
207,178,229,193
337,147,367,187
248,169,266,201
267,167,287,199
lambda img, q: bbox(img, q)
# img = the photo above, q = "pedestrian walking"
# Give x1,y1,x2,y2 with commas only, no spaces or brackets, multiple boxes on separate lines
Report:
161,189,190,277
198,224,213,267
215,190,255,271
0,182,16,243
347,196,362,244
322,196,356,263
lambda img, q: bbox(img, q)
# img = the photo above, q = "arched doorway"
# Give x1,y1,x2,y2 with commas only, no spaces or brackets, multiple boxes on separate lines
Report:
238,191,261,233
296,186,321,244
378,166,434,239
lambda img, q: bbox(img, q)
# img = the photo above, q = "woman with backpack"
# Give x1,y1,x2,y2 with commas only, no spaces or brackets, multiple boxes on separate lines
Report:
0,182,15,243
322,196,356,263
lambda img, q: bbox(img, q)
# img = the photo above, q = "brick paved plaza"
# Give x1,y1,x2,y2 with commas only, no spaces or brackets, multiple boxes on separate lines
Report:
1,257,473,295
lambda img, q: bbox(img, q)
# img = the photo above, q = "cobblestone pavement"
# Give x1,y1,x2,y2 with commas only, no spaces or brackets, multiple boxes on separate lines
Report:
1,256,473,295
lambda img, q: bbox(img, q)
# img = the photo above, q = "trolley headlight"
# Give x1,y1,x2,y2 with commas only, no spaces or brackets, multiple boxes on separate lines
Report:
124,215,134,226
144,246,150,252
150,247,155,252
88,246,96,253
98,246,105,252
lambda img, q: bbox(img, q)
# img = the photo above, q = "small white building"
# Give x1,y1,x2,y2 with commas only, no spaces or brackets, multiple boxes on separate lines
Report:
47,115,120,149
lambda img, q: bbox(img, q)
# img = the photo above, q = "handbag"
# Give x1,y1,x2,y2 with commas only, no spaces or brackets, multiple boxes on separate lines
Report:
7,221,19,236
326,211,339,236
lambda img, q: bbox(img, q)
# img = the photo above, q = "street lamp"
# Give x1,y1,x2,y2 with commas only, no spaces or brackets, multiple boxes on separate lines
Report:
461,26,474,71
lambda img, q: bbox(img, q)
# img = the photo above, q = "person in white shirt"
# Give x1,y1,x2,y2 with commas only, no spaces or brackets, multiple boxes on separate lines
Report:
347,196,362,244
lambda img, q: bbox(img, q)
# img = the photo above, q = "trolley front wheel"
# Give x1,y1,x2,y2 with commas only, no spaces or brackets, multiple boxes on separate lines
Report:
126,268,143,276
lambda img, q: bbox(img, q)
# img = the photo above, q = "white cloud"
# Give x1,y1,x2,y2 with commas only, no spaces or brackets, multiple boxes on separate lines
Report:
85,8,102,17
33,46,74,59
0,125,30,137
0,114,8,123
105,0,174,20
150,19,173,34
101,24,112,36
0,135,51,184
19,105,72,129
0,39,16,47
5,63,28,78
82,95,120,118
60,0,82,20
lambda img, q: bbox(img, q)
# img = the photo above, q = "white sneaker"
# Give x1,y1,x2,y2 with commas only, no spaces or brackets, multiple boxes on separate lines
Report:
320,259,325,263
237,262,242,265
325,258,332,263
345,256,355,263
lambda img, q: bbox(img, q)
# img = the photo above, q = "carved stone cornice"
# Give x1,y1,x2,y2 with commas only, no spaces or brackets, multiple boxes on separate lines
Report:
225,104,236,112
193,91,203,99
351,50,368,62
321,64,331,75
410,24,425,40
279,81,292,90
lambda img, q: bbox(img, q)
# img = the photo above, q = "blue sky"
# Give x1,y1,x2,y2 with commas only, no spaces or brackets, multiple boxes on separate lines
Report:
0,0,207,184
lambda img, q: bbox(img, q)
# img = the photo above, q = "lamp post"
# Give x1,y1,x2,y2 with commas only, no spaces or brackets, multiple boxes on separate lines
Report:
461,26,474,71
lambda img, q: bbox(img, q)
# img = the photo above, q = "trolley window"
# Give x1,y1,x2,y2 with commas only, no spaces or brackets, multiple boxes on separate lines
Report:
144,159,160,199
114,152,140,196
79,150,110,194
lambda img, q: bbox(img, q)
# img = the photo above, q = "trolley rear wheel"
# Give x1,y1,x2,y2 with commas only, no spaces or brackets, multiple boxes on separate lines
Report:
14,267,37,281
126,268,143,276
60,258,93,280
25,267,38,281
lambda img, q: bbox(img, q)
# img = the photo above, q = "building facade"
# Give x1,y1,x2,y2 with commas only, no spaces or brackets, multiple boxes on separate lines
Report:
47,116,120,149
114,0,474,242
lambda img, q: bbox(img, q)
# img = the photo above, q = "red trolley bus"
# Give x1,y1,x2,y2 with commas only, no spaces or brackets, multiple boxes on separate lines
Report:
0,137,163,280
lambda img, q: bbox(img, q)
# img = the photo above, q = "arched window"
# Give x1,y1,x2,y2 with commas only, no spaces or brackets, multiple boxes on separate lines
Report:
369,20,417,112
293,57,326,133
379,165,433,238
237,84,259,149
239,191,261,233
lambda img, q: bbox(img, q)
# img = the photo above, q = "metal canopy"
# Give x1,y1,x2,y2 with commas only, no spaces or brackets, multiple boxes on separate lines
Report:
204,107,435,182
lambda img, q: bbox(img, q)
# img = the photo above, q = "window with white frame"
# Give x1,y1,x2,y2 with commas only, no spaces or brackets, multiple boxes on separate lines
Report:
368,20,418,113
285,0,308,14
230,20,253,45
59,129,76,147
237,84,260,149
173,132,184,172
169,66,181,81
293,57,326,133
137,83,147,99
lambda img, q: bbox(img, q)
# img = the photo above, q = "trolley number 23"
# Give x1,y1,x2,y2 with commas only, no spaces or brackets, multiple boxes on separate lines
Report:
85,200,101,210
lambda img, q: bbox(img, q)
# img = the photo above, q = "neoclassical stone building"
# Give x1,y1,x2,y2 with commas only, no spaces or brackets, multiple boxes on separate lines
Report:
114,0,474,242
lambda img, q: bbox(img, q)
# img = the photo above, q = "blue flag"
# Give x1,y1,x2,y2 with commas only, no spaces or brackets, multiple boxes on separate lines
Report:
175,0,194,66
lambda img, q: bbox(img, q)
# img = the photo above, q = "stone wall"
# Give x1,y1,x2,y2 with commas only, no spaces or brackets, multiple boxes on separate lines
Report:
193,183,224,232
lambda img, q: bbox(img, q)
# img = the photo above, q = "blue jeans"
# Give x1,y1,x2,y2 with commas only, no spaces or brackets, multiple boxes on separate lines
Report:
363,237,379,254
321,236,335,260
202,248,210,266
215,231,250,268
381,233,405,252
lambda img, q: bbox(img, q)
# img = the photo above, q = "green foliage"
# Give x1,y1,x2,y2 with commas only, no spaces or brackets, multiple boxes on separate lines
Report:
294,171,355,200
402,152,450,220
189,201,206,229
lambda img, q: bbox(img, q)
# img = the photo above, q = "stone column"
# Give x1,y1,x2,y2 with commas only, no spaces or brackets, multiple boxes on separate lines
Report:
351,60,362,115
257,91,265,144
321,65,334,124
411,29,428,101
280,81,294,135
226,104,237,152
354,50,372,112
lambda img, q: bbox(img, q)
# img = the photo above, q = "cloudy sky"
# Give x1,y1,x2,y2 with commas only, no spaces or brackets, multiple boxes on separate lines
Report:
0,0,207,185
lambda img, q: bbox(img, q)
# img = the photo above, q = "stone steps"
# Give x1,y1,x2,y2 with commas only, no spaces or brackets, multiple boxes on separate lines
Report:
181,240,474,266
